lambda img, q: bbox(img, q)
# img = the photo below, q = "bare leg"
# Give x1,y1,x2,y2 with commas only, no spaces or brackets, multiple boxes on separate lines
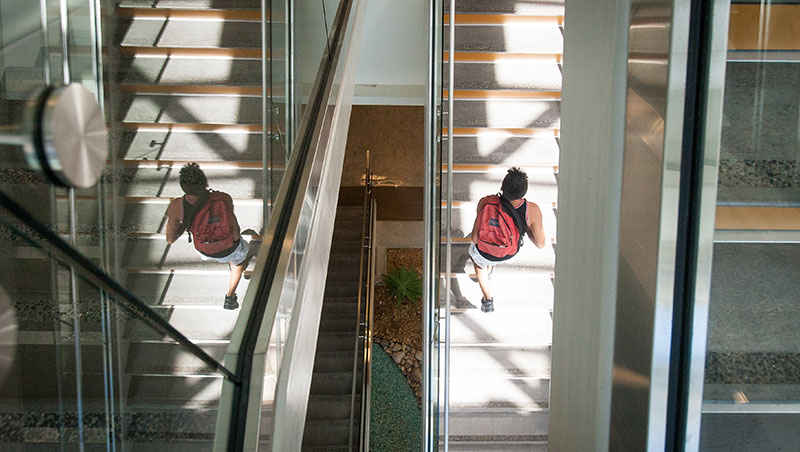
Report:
227,261,246,297
475,264,493,300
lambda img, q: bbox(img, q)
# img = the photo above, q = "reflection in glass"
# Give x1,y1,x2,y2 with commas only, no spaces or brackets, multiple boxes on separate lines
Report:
702,2,800,449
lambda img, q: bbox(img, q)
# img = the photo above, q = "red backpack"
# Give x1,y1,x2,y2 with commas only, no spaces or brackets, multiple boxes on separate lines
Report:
183,191,236,256
475,195,524,259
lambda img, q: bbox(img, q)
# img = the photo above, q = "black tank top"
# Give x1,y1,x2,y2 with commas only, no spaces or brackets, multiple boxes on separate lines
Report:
478,198,528,262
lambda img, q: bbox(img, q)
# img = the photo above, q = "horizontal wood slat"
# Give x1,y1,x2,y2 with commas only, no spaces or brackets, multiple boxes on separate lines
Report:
728,4,800,51
120,84,263,96
446,128,560,137
117,7,263,21
121,122,264,133
121,159,267,170
715,206,800,231
444,13,563,26
120,46,264,59
444,52,562,63
444,89,561,100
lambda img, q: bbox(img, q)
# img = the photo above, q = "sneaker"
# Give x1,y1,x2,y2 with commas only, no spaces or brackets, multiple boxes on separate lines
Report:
480,297,494,313
224,294,239,310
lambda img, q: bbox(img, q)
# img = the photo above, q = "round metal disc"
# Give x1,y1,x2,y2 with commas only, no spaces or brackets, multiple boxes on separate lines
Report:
41,83,108,188
0,285,18,388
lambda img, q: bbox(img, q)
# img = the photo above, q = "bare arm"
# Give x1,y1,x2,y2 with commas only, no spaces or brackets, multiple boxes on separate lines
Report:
165,198,184,244
527,202,546,249
470,197,489,243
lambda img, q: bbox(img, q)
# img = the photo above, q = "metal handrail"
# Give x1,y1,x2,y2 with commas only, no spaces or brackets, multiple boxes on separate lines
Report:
348,150,376,451
361,196,377,451
0,188,237,382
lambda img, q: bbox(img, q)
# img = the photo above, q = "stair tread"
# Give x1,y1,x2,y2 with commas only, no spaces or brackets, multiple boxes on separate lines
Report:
119,18,263,49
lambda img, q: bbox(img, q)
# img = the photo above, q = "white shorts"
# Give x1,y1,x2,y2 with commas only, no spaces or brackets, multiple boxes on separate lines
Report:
197,238,249,266
468,242,513,269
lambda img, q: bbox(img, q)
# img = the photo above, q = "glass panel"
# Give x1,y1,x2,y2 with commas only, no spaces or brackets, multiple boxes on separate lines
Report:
290,0,342,149
701,2,800,449
0,215,231,450
426,0,443,449
0,0,60,226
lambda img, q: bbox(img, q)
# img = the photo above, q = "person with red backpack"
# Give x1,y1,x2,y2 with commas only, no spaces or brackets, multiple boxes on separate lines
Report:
165,163,250,310
469,167,545,312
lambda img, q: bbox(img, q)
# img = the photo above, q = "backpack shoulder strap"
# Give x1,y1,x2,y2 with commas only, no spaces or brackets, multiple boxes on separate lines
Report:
183,190,211,233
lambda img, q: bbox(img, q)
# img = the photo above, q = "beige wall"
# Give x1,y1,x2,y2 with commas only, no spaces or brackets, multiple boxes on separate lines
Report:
341,105,424,187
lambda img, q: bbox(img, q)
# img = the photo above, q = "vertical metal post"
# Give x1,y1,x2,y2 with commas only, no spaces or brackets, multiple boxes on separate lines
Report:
38,0,51,83
59,0,70,84
59,0,84,448
422,0,436,448
262,0,271,226
443,0,455,450
68,189,85,452
286,0,295,161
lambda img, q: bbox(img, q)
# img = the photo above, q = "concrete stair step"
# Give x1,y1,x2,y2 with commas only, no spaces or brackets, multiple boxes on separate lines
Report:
700,412,800,451
310,371,358,395
327,251,362,267
445,274,554,311
450,135,559,165
320,317,358,333
448,99,560,129
119,0,260,8
125,271,251,306
127,375,223,406
447,441,548,451
448,409,548,437
445,24,563,54
455,0,564,14
324,284,359,298
314,350,357,373
114,167,264,198
316,332,358,352
302,419,351,447
117,56,264,86
446,376,550,408
447,170,558,204
125,306,240,341
449,345,551,377
120,236,257,269
125,341,228,375
0,367,108,401
120,94,262,125
446,61,561,91
448,308,552,345
306,394,360,420
118,18,263,49
117,129,264,161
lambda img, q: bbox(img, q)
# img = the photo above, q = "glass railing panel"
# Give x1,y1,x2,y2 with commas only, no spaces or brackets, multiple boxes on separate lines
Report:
699,1,800,449
424,0,444,450
289,0,342,148
0,215,234,450
216,0,365,448
0,0,60,227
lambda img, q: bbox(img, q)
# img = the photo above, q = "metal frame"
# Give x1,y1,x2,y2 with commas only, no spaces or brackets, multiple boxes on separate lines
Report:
680,0,730,449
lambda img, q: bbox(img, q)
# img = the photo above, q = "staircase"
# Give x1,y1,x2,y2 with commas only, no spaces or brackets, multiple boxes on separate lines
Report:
444,0,563,449
108,0,266,446
1,1,268,449
302,204,364,451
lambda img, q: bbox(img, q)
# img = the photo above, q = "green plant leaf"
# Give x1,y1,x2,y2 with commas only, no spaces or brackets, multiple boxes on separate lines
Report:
381,266,422,304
